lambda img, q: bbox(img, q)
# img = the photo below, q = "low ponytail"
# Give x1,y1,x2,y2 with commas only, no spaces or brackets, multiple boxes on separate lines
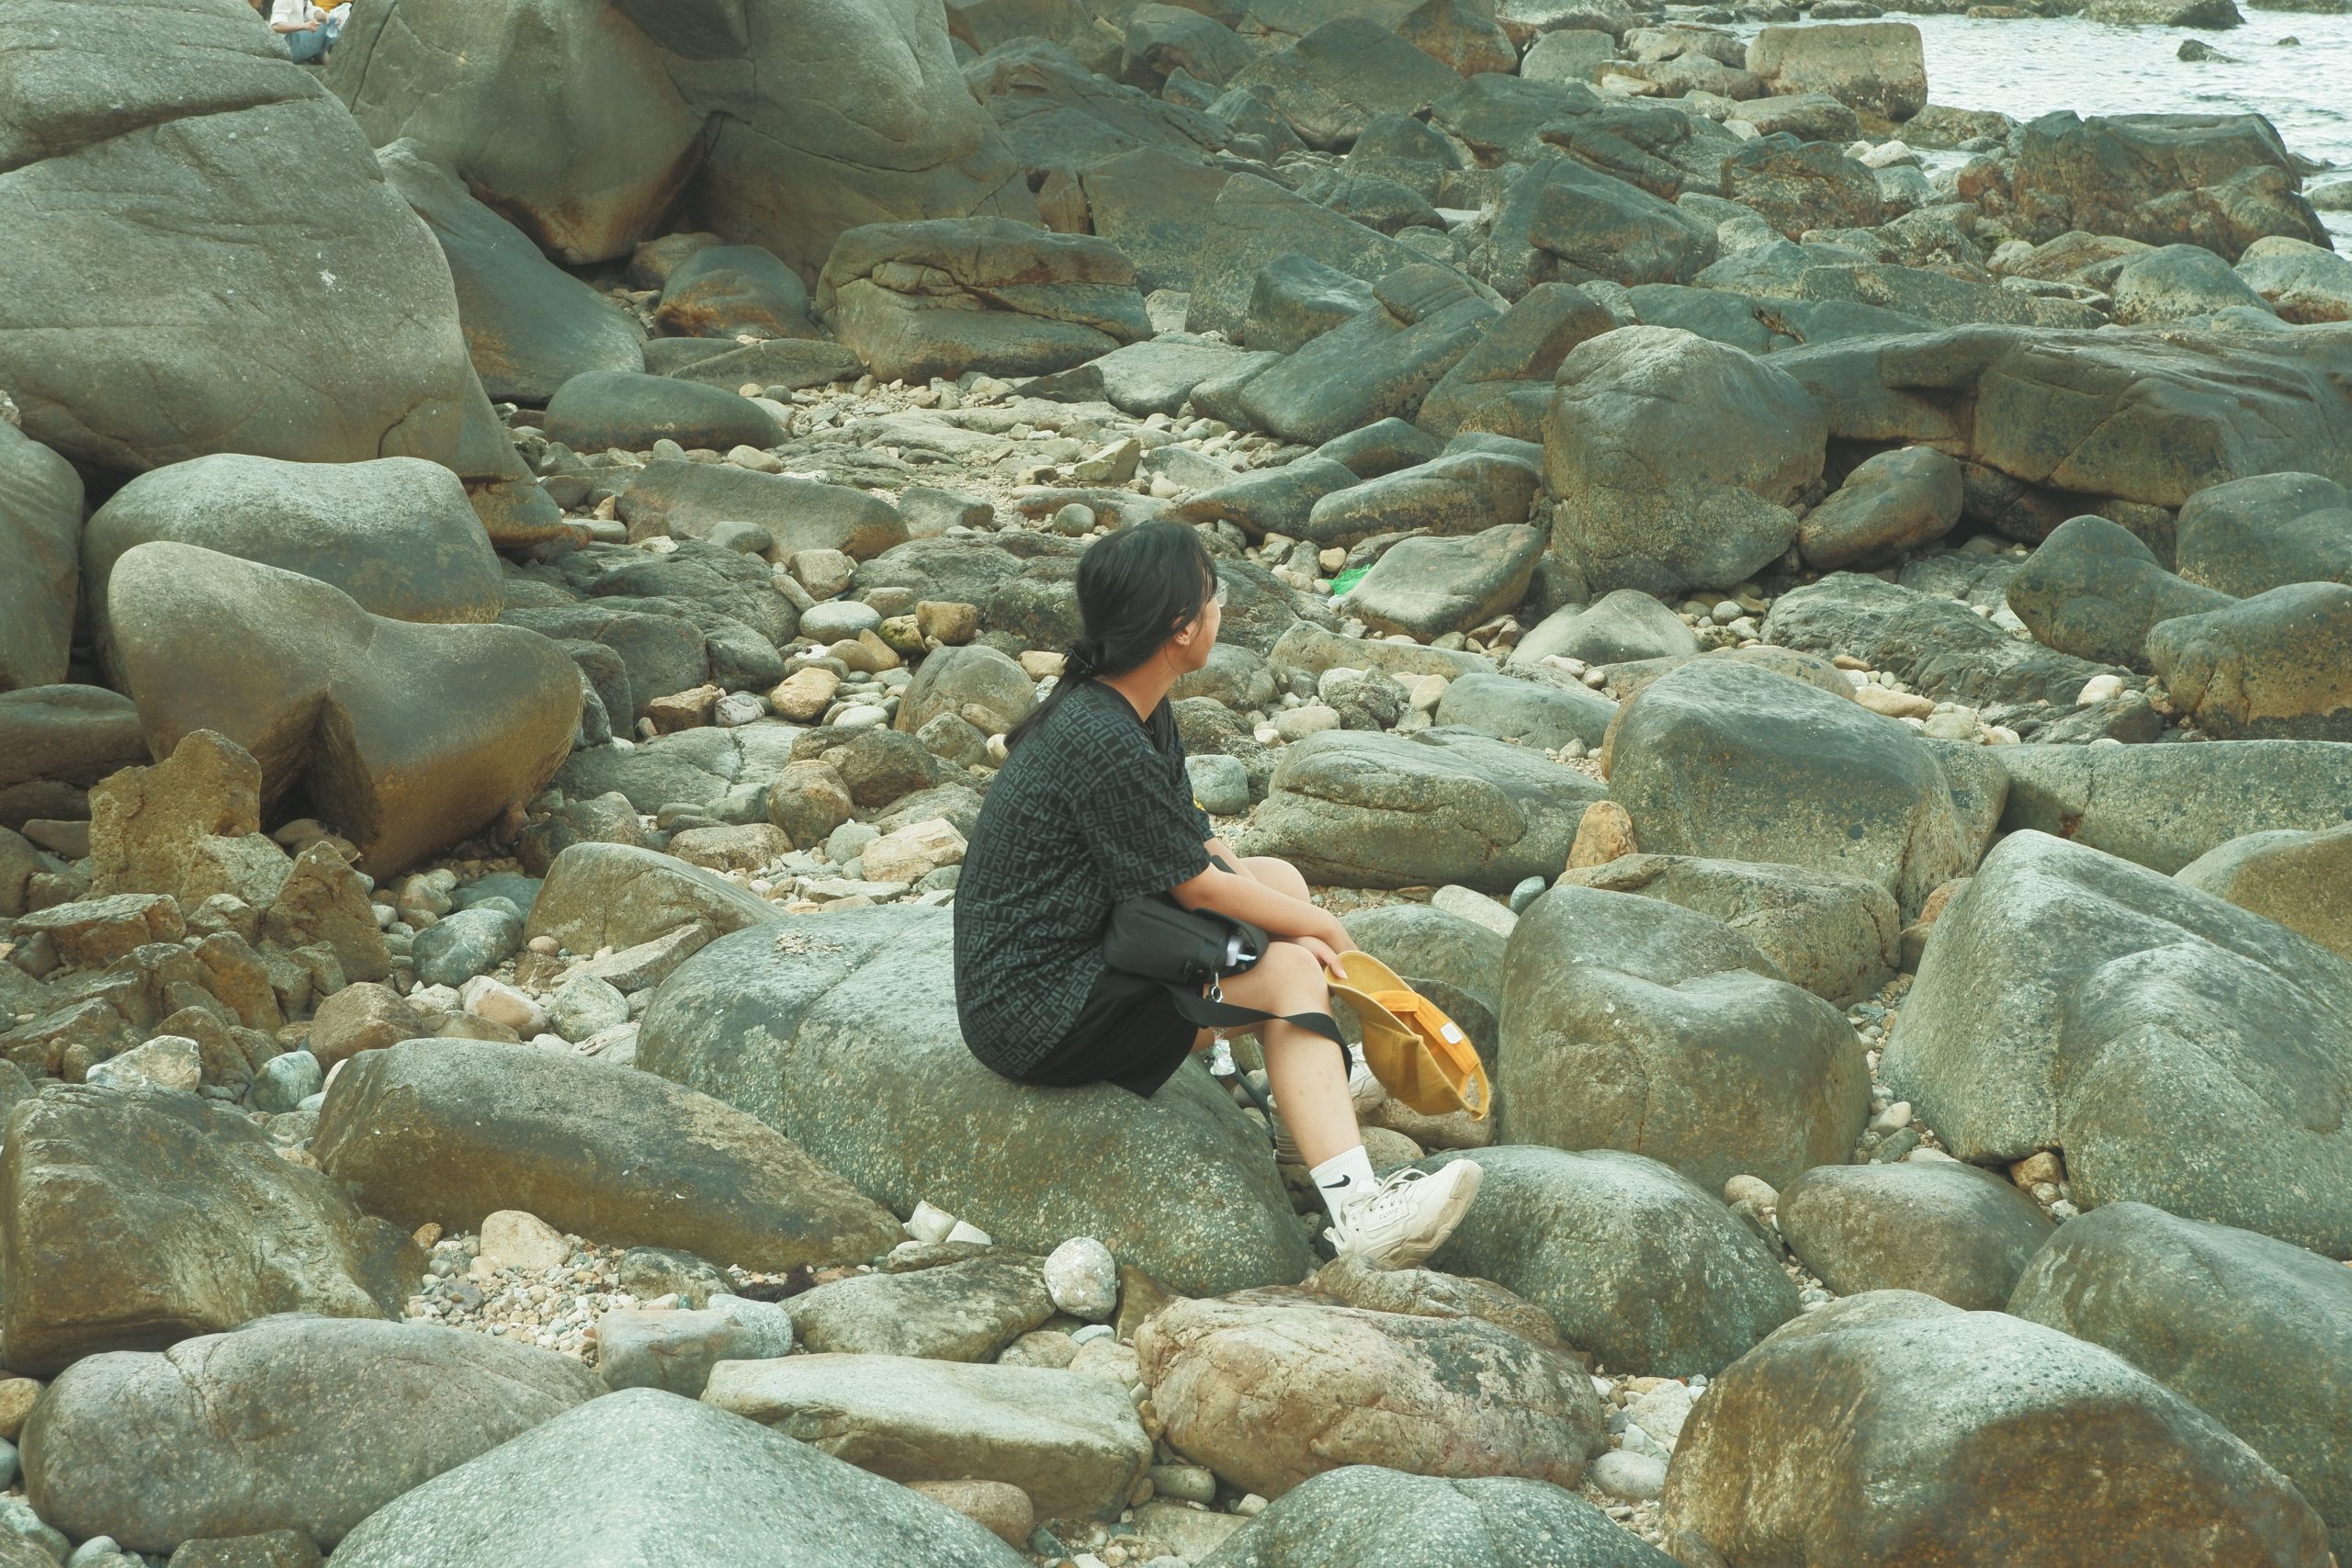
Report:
1003,522,1216,752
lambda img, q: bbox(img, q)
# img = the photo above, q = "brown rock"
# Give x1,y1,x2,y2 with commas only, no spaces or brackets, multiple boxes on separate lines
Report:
765,760,854,847
1136,1291,1608,1499
14,893,185,969
194,931,284,1031
307,983,430,1071
263,842,390,985
645,683,722,735
767,667,841,722
1566,799,1638,870
0,1085,420,1376
906,1480,1035,1548
1851,684,1934,719
0,1377,41,1441
87,730,262,900
667,823,788,872
914,601,980,646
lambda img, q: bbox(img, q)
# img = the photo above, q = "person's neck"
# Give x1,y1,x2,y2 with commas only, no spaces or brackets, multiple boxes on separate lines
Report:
1098,658,1177,724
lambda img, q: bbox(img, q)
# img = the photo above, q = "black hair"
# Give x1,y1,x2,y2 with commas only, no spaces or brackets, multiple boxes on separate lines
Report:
1003,520,1217,752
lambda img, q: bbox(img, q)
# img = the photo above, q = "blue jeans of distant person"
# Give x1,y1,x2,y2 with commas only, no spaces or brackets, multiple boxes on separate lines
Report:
284,7,343,62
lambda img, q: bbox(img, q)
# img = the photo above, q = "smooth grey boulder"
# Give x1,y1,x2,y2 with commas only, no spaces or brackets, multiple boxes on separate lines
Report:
1417,281,1617,444
1795,446,1962,571
545,371,782,454
1195,1465,1680,1568
1434,672,1617,752
636,908,1314,1296
783,1254,1053,1363
1884,830,2352,1257
1233,266,1501,447
377,140,645,404
2008,111,2328,260
653,243,814,341
1767,571,2132,710
1186,174,1457,339
620,460,907,561
706,1354,1151,1521
1347,525,1546,640
1745,21,1928,120
2007,1201,2352,1562
1779,1159,2053,1310
594,1295,795,1397
1227,17,1462,150
0,423,82,694
1302,452,1543,551
0,0,495,493
1524,162,1720,288
2177,822,2352,963
1513,591,1697,669
1027,339,1273,418
2235,235,2352,325
324,1388,1031,1568
1545,327,1827,597
1172,457,1363,544
1340,903,1507,1018
312,1040,901,1269
2174,472,2352,597
1607,658,1993,919
0,1086,420,1377
1989,739,2352,874
20,1314,600,1552
2005,514,2235,671
2148,582,2352,740
1498,887,1869,1192
1417,1145,1799,1378
1661,1294,2333,1567
1555,853,1901,1006
2111,243,2276,325
83,455,503,679
1240,729,1607,892
895,645,1036,737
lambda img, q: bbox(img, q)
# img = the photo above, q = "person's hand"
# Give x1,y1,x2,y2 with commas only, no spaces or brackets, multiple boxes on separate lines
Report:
1294,932,1350,979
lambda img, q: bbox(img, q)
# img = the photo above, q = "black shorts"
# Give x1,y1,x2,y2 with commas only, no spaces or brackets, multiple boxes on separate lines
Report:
1015,966,1201,1099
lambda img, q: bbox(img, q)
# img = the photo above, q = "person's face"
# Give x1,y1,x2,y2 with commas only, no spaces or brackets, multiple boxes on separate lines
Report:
1170,579,1224,673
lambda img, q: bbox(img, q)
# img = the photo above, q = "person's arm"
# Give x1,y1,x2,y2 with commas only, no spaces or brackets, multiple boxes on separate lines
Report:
1170,860,1348,949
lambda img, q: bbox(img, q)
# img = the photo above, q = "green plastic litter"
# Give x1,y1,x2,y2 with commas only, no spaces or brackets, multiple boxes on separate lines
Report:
1329,565,1368,597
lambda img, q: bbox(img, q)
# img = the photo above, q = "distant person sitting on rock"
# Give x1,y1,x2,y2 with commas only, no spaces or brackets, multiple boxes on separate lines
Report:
266,0,346,62
953,521,1480,1269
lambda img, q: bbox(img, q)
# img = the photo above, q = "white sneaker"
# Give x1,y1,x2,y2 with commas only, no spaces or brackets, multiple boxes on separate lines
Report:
1271,1057,1387,1164
1327,1161,1483,1270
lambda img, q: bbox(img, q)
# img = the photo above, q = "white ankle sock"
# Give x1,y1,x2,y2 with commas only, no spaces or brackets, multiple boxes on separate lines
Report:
1310,1145,1378,1224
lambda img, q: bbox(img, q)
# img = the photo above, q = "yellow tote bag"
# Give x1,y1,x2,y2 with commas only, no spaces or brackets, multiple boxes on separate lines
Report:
1329,951,1491,1120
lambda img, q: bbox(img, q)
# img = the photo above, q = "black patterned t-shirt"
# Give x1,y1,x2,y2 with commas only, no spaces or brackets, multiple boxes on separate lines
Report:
954,678,1214,1074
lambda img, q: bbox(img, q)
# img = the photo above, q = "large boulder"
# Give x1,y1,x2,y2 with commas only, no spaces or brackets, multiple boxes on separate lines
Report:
2235,236,2352,325
544,370,783,454
818,220,1149,382
1416,282,1617,442
1794,446,1963,572
83,456,503,680
1416,1145,1798,1378
1766,573,2134,710
0,684,147,828
1498,886,1869,1191
1605,658,1994,919
1346,525,1547,641
1544,327,1827,597
1661,1293,2333,1566
1777,1159,2053,1310
107,543,577,878
0,423,82,694
1555,853,1901,1006
1194,1465,1680,1568
2007,1201,2352,1562
621,459,907,560
312,1040,901,1269
1301,451,1543,551
1227,17,1463,150
1232,265,1500,446
2148,583,2352,739
328,0,1027,276
1521,162,1720,289
2008,111,2330,261
1883,830,2352,1257
635,908,1315,1296
1135,1292,1607,1499
1433,671,1617,754
2176,822,2352,963
705,1354,1151,1520
376,140,646,404
2175,472,2352,596
1744,22,1927,121
0,0,502,498
2109,243,2277,325
324,1388,1029,1568
20,1315,601,1553
1989,739,2352,874
1184,173,1458,339
2005,514,2236,671
0,1086,420,1378
1719,139,1884,242
782,1253,1051,1361
1239,729,1607,893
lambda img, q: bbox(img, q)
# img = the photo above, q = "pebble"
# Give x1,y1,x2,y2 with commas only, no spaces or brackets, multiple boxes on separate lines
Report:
248,1049,323,1113
1044,1236,1120,1321
1591,1449,1668,1502
1272,704,1341,740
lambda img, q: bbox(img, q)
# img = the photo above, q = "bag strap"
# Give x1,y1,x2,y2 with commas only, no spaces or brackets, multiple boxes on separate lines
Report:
1159,982,1346,1049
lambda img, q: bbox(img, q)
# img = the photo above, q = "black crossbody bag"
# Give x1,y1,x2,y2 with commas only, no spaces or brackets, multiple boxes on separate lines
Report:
1102,886,1345,1048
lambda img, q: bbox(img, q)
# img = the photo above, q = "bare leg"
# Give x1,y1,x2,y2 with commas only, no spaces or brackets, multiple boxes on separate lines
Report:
1237,854,1312,903
1198,942,1358,1168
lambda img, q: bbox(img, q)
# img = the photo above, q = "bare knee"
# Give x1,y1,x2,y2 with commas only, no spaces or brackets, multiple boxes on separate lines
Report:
1242,855,1311,902
1255,940,1329,1002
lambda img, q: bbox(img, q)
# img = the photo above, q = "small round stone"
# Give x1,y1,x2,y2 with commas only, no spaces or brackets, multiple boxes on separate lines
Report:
1043,1235,1119,1321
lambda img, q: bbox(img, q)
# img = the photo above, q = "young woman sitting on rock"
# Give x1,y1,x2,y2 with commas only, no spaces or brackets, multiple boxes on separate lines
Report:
952,521,1480,1269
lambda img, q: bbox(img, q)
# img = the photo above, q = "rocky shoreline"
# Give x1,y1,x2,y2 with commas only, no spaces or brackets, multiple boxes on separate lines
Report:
2,0,2351,1562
